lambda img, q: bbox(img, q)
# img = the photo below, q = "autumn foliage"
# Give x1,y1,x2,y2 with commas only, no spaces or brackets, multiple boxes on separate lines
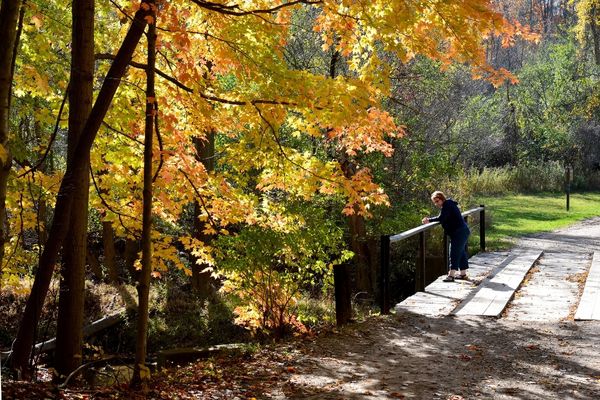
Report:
1,0,534,378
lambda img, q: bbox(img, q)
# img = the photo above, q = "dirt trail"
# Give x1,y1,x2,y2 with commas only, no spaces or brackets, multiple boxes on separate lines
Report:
264,217,600,399
4,219,600,400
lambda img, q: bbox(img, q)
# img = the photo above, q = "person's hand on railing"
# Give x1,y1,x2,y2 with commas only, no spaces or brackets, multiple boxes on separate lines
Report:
421,217,429,224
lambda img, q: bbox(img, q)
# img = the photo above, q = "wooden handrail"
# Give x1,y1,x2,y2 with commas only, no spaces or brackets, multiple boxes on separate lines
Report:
380,205,486,314
389,206,484,243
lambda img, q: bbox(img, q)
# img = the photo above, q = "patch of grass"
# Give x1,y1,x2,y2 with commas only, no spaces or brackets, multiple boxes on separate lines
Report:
475,192,600,250
294,295,336,332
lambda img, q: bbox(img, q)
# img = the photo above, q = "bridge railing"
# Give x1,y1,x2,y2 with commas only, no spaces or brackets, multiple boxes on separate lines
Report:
380,205,486,314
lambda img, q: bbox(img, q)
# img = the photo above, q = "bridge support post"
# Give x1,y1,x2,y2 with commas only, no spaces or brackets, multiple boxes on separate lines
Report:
416,232,425,292
380,235,390,314
443,234,449,272
480,205,485,252
334,264,352,325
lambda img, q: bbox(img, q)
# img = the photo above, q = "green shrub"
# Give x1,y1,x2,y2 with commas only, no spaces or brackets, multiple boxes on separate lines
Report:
214,202,350,337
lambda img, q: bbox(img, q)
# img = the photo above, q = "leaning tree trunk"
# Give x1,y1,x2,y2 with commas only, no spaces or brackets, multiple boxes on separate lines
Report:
55,0,95,377
0,0,23,271
131,3,156,387
10,1,152,377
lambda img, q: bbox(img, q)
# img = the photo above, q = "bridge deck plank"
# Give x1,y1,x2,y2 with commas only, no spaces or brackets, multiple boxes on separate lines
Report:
575,252,600,320
454,250,542,317
394,252,510,316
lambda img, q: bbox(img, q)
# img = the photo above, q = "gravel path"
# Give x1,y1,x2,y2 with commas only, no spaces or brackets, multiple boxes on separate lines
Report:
265,217,600,400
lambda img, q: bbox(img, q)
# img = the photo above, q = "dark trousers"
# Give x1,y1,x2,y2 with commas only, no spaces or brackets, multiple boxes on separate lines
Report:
449,225,470,271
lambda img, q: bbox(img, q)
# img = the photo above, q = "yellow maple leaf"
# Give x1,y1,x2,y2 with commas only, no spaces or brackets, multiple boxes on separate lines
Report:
31,14,44,29
0,144,9,165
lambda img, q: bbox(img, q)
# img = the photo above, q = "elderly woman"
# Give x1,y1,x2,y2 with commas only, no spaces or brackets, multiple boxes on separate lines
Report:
421,191,470,282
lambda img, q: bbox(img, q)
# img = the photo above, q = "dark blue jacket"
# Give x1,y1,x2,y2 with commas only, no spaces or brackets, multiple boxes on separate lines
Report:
429,199,468,235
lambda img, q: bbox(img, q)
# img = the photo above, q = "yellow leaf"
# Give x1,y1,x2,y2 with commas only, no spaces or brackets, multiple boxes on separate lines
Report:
137,364,151,380
0,144,8,165
31,14,44,29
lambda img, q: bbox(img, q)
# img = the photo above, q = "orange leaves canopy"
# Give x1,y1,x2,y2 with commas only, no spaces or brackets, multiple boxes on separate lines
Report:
72,0,527,270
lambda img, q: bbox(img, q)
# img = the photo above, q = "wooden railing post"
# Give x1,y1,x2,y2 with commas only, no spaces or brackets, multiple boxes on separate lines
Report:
379,206,482,311
480,204,485,252
380,235,391,314
416,232,425,292
463,215,469,255
443,234,449,272
334,264,352,325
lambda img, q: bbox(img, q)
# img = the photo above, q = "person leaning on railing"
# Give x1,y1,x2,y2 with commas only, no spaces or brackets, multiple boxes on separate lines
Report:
421,191,471,282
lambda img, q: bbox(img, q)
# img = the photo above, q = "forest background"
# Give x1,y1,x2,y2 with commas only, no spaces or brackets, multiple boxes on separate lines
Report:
1,0,600,388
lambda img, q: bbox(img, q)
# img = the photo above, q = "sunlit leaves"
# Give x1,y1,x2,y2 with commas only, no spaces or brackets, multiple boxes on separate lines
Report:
4,0,525,295
215,203,349,333
315,0,531,87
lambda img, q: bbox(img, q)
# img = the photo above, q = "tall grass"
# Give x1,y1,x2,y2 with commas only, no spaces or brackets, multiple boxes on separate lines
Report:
462,161,565,195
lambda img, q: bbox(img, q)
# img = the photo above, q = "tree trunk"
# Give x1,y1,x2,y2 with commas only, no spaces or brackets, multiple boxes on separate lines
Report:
124,237,140,280
103,221,119,283
10,2,152,377
55,0,94,377
191,133,215,299
0,0,23,271
86,248,103,279
342,164,377,294
33,119,50,247
504,87,519,165
329,49,376,295
131,4,156,387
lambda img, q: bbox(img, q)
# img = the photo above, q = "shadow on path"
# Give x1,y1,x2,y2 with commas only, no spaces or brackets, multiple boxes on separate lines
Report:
272,313,600,399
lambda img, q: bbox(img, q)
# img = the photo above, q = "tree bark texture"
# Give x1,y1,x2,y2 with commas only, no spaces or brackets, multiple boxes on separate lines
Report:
344,189,377,294
10,1,151,377
191,133,215,298
132,4,156,386
0,0,22,272
55,0,95,377
102,221,118,282
86,248,103,279
124,237,140,280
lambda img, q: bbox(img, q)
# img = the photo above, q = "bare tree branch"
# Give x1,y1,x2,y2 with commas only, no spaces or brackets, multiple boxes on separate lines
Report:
18,81,70,178
95,53,315,108
178,167,219,231
189,0,321,17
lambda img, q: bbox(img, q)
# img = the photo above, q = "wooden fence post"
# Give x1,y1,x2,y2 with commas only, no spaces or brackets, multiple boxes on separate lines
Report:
443,234,449,272
464,215,469,256
416,232,425,292
334,264,352,325
480,205,485,252
380,235,391,314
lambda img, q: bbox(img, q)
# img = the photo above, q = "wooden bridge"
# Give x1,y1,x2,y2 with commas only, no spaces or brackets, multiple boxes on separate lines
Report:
394,217,600,322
